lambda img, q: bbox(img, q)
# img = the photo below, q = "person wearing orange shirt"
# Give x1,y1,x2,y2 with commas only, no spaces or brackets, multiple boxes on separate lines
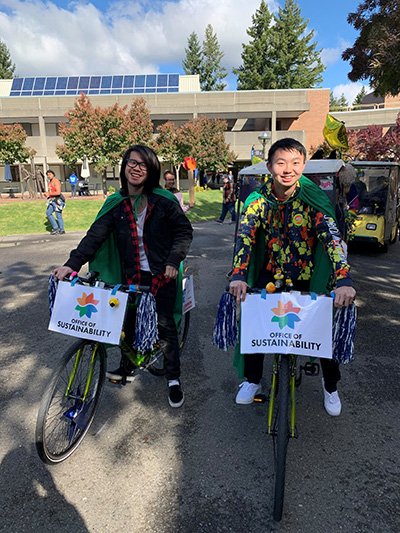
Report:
44,170,65,235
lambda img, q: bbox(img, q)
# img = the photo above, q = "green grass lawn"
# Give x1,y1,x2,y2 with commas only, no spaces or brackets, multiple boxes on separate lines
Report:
0,189,222,236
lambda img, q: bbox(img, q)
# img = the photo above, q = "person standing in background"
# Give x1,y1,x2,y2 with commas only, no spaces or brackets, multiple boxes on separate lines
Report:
45,170,65,235
69,173,78,198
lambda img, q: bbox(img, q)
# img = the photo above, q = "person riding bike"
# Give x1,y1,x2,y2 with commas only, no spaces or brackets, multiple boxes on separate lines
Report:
230,138,356,415
52,145,193,408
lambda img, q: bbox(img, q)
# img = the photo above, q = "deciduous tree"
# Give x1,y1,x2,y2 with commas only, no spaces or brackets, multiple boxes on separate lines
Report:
181,116,236,173
152,121,186,189
342,0,400,97
56,94,153,195
0,123,35,163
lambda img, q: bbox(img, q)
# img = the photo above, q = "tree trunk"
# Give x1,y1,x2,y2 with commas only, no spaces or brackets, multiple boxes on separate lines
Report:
102,170,107,198
174,164,181,190
187,169,195,206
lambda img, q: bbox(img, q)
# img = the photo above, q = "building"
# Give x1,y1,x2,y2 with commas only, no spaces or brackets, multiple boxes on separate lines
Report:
1,73,332,192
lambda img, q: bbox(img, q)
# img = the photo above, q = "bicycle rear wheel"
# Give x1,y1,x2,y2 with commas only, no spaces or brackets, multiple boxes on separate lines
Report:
147,311,190,376
36,339,106,464
273,354,290,522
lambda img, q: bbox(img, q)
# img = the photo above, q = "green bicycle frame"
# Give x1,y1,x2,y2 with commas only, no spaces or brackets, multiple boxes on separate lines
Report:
65,342,101,401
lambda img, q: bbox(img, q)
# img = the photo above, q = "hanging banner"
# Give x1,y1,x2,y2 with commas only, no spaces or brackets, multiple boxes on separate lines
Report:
182,275,195,314
49,281,128,345
240,293,333,358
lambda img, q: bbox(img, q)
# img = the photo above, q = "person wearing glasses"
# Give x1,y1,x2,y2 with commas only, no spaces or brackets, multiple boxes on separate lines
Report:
52,145,193,408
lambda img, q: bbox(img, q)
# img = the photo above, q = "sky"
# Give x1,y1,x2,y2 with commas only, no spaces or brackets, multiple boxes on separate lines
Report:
0,0,368,104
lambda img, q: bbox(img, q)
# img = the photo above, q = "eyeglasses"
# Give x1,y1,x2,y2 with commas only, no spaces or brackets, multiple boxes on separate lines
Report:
127,159,147,171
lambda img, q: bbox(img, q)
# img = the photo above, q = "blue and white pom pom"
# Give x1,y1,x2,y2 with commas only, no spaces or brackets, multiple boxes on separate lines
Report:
332,302,357,364
135,291,159,353
212,292,238,351
48,274,58,317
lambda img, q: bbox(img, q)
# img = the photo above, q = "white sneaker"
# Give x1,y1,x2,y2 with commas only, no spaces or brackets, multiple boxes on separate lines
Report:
235,382,262,404
322,379,342,416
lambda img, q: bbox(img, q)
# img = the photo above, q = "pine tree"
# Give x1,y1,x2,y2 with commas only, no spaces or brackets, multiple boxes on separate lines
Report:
182,32,202,76
330,92,348,109
0,40,16,79
233,0,275,90
353,86,367,106
234,0,325,90
200,24,227,91
269,0,325,89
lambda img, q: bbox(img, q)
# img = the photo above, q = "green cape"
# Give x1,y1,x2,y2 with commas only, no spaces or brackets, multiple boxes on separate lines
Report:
88,188,183,331
233,175,337,376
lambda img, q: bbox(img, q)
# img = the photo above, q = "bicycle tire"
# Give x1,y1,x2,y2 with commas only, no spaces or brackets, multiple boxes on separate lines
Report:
273,354,290,522
35,339,106,464
147,311,190,376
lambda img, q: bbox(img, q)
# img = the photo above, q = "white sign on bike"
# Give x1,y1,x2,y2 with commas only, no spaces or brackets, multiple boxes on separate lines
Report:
240,293,333,358
49,281,128,345
182,275,195,314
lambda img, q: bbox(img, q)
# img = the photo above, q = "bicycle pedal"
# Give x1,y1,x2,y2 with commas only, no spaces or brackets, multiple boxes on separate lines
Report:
253,394,268,403
301,362,320,376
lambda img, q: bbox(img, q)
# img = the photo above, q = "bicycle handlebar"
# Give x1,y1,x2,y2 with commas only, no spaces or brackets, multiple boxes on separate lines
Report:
65,272,151,293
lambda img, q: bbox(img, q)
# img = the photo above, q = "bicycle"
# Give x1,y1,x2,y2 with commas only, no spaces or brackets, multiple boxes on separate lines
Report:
243,287,334,522
36,271,190,465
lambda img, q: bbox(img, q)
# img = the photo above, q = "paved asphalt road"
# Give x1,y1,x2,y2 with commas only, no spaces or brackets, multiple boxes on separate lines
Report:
0,222,399,532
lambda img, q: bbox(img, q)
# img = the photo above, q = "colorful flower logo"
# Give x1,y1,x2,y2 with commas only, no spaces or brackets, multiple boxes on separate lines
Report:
271,300,301,330
75,292,99,318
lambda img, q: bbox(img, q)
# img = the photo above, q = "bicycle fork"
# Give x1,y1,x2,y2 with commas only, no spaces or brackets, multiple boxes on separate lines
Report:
267,354,297,438
66,342,100,401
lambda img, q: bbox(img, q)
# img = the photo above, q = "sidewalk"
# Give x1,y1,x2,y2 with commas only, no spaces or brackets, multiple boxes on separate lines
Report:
0,230,85,244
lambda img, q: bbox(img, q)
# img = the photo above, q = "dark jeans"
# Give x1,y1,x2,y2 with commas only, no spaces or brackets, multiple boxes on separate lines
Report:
124,271,180,380
218,201,236,222
244,270,341,392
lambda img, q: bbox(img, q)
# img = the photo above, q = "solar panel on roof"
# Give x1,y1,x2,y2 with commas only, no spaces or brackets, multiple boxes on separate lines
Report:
124,75,134,88
67,77,79,89
146,75,156,87
112,75,123,88
135,75,145,88
34,78,46,90
8,74,181,97
168,74,179,87
45,77,57,90
56,77,68,90
101,76,112,88
157,74,168,87
78,77,90,89
23,78,34,90
90,76,101,89
11,79,23,91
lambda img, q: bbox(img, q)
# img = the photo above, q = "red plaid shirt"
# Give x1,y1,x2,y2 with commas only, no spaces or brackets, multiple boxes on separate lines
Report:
122,198,171,295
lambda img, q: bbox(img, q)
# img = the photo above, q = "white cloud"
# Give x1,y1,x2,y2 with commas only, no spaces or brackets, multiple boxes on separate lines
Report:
321,37,351,66
0,0,279,77
332,82,371,106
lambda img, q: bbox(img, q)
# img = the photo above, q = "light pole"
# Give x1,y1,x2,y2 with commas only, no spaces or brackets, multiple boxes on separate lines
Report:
258,131,271,160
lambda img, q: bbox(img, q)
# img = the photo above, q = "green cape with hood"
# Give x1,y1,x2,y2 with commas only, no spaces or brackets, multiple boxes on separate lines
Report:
233,175,337,376
88,188,184,331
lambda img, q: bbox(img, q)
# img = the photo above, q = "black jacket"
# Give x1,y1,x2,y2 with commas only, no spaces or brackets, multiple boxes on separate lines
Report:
65,191,193,279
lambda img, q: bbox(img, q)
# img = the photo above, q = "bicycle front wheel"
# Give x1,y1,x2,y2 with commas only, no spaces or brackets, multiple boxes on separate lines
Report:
273,354,290,522
36,339,106,464
147,311,190,376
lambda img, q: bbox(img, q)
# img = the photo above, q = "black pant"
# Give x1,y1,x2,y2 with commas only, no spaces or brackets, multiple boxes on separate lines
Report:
124,271,180,380
244,270,341,393
244,354,340,392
